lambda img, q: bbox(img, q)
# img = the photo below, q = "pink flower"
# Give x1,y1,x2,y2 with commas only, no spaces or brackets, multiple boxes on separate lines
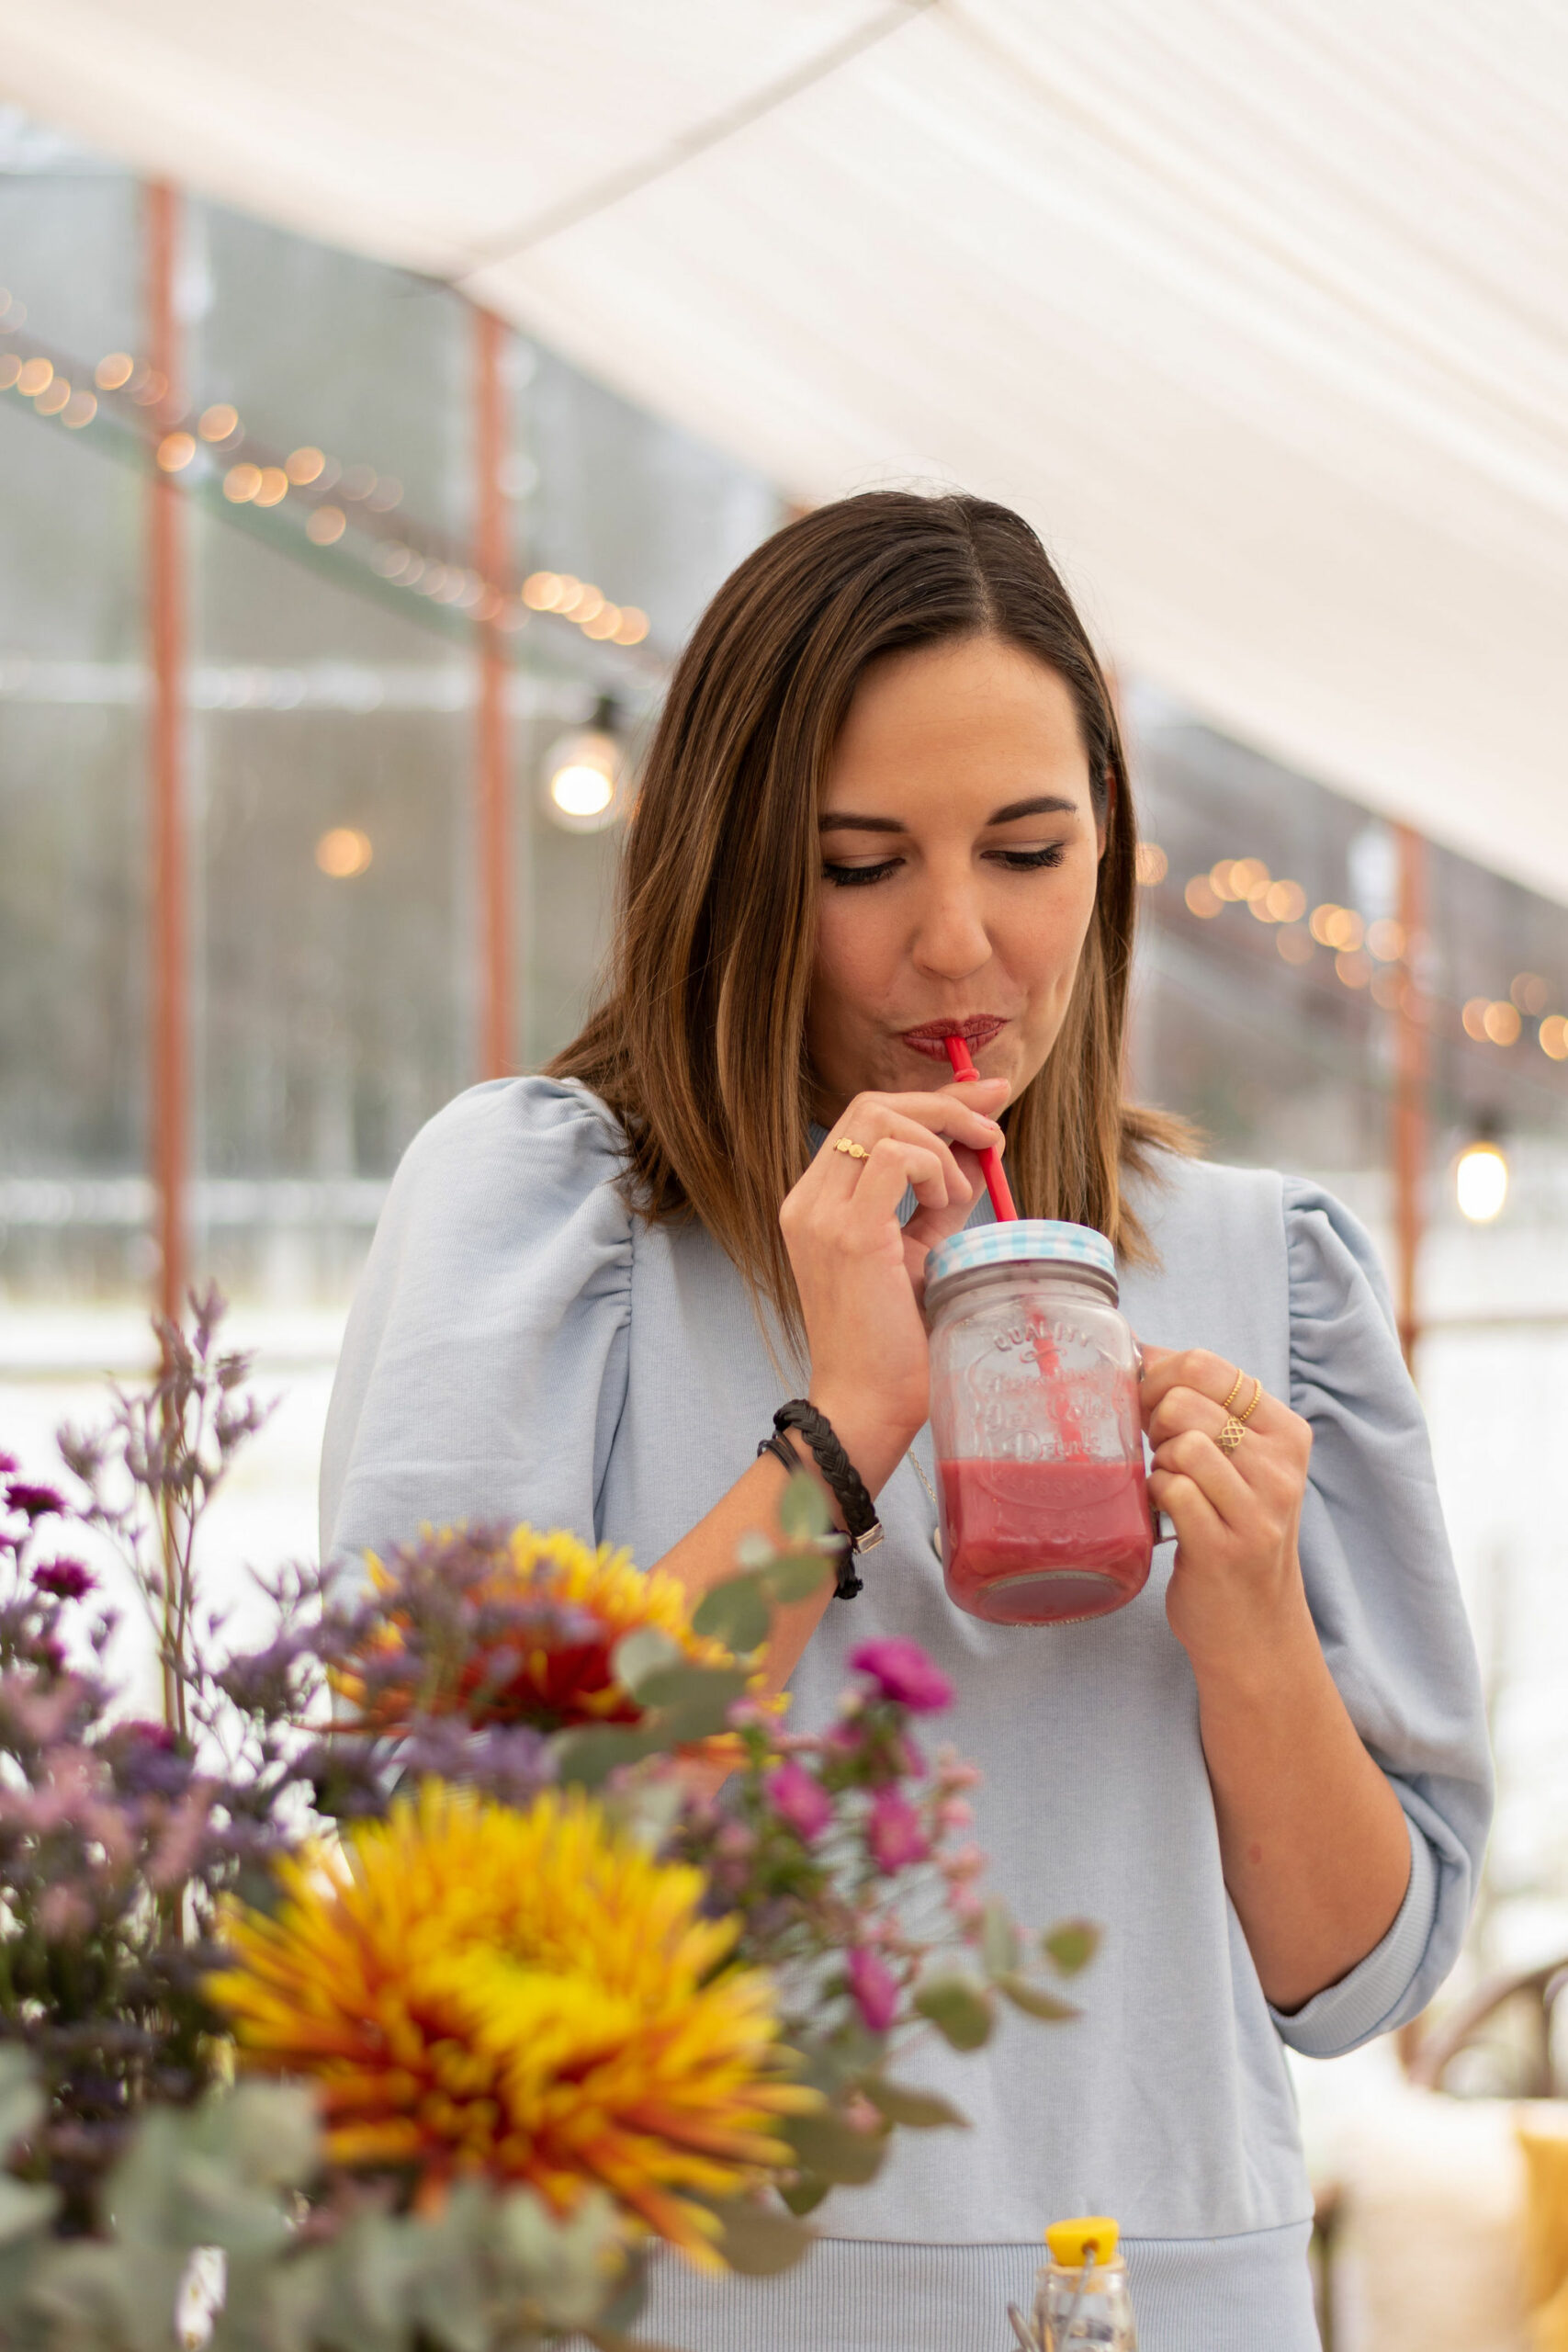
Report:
936,1796,975,1831
846,1944,900,2033
848,1639,953,1714
866,1788,931,1872
764,1758,833,1842
939,1841,986,1883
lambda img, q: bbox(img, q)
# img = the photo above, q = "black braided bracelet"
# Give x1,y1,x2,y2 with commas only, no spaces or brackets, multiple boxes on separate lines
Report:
773,1399,883,1599
755,1428,861,1600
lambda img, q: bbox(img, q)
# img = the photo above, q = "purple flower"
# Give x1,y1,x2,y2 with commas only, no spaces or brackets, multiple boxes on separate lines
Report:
764,1758,834,1842
849,1638,953,1714
846,1945,900,2034
6,1482,66,1524
31,1560,97,1601
866,1788,931,1872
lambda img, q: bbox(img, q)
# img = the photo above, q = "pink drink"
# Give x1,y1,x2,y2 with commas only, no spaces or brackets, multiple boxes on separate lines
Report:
939,1455,1153,1625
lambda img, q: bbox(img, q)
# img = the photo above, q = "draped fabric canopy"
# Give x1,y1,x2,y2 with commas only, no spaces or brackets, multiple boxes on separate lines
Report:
4,0,1566,896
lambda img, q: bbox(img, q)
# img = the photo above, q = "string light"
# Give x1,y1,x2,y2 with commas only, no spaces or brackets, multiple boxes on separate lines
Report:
315,826,373,878
1540,1016,1568,1061
4,296,657,663
1277,925,1314,965
1335,950,1371,989
1134,842,1168,886
1184,874,1224,917
1455,1137,1507,1223
1511,972,1550,1014
1366,919,1405,961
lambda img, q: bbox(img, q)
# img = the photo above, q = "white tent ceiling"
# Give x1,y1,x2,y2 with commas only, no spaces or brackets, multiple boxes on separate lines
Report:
3,1,1567,899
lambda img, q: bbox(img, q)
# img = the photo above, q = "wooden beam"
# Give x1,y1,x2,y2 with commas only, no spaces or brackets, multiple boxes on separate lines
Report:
1393,823,1429,1364
474,305,513,1079
146,181,187,1327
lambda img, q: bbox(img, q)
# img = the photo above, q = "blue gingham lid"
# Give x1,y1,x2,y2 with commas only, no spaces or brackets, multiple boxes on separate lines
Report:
925,1217,1116,1297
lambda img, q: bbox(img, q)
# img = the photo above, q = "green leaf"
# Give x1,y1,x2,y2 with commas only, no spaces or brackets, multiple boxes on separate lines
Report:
996,1973,1079,2022
858,2078,971,2131
552,1724,666,1789
708,2200,815,2276
779,1472,830,1543
210,2248,328,2352
784,2110,887,2186
761,1551,832,1605
0,2176,57,2248
1043,1919,1101,1977
0,2045,42,2161
913,1974,996,2052
778,2174,830,2218
980,1895,1021,1980
489,2185,623,2333
734,1530,776,1571
692,1575,772,1652
612,1625,682,1695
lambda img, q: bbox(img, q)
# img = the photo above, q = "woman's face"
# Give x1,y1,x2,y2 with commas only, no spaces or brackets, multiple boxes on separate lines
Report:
807,633,1105,1120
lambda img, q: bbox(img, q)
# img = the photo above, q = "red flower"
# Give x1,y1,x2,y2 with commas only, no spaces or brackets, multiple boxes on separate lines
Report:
763,1759,833,1843
848,1639,953,1714
866,1789,930,1872
846,1945,899,2033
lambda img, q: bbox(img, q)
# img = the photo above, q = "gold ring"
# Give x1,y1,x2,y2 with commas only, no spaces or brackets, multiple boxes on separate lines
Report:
835,1137,870,1161
1235,1377,1264,1425
1217,1417,1247,1453
1220,1369,1246,1414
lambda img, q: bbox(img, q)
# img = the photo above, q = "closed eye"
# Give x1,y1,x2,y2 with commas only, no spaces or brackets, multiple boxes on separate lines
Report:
821,842,1069,888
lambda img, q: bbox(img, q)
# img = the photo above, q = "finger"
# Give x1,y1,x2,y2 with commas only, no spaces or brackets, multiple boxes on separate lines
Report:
1146,1382,1280,1453
1149,1425,1253,1526
1146,1462,1228,1552
823,1108,980,1208
838,1088,1008,1157
839,1137,953,1231
1138,1347,1277,1430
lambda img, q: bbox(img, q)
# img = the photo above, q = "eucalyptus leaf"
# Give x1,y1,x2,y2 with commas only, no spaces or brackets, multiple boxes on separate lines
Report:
997,1973,1079,2022
913,1974,996,2052
784,2110,887,2186
779,2173,830,2218
1043,1919,1101,1977
708,2200,815,2276
552,1724,666,1789
635,1662,750,1718
691,1576,772,1652
980,1895,1021,1980
859,2079,971,2131
306,2211,417,2352
761,1551,832,1605
611,1625,682,1695
210,2249,326,2352
489,2185,623,2332
0,2175,57,2244
778,1472,831,1542
733,1531,776,1571
0,2044,43,2160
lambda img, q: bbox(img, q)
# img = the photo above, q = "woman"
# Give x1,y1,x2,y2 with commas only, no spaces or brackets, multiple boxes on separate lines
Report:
321,493,1490,2351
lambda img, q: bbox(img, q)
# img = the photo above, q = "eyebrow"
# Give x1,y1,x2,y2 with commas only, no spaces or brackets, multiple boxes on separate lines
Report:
818,794,1079,833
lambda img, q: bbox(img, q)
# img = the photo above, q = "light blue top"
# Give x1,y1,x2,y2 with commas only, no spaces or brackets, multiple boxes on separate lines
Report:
320,1078,1491,2352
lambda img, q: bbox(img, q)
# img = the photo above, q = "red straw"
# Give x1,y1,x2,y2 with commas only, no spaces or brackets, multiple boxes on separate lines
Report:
942,1035,1018,1221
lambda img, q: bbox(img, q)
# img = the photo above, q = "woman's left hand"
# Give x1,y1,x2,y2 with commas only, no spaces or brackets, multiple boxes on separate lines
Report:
1139,1344,1315,1679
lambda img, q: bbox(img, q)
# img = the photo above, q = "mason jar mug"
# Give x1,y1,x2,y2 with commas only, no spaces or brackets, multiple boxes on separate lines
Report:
924,1222,1152,1626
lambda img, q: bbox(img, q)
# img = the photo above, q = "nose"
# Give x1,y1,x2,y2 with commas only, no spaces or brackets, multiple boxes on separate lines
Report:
910,869,991,982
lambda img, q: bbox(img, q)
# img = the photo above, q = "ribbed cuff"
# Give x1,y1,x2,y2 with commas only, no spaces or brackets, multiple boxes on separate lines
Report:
1269,1812,1435,2058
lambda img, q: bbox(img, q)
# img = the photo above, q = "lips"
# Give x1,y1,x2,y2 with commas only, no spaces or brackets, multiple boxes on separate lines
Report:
899,1016,1006,1059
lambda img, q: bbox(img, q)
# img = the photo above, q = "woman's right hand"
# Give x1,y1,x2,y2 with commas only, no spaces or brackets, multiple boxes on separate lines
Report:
778,1079,1010,1495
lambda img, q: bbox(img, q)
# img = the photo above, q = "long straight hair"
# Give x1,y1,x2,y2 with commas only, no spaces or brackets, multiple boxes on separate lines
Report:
549,492,1190,1332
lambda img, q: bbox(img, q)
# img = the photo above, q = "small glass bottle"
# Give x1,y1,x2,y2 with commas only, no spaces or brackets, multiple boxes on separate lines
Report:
924,1222,1151,1626
1033,2216,1136,2350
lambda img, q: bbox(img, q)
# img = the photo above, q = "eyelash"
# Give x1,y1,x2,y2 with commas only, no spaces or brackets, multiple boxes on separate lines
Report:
821,844,1067,888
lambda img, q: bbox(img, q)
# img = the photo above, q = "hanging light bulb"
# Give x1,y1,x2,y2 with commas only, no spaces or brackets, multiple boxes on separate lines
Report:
541,697,626,833
1455,1128,1508,1223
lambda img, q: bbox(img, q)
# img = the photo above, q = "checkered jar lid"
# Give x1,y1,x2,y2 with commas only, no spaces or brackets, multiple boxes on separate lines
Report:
924,1217,1117,1302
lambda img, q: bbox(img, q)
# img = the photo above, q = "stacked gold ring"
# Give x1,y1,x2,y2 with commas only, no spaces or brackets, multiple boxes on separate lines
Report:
1217,1370,1264,1453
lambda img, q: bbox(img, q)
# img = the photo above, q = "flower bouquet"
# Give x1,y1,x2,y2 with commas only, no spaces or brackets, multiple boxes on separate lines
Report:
0,1290,1096,2350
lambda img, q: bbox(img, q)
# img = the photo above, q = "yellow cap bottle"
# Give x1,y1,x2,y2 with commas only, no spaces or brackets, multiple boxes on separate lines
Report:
1035,2215,1135,2350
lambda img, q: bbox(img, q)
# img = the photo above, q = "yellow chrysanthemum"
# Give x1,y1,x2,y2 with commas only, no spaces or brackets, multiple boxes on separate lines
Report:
207,1783,812,2265
334,1523,740,1736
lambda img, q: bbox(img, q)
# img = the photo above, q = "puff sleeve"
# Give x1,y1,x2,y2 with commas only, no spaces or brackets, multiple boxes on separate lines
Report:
319,1078,633,1567
1268,1179,1493,2058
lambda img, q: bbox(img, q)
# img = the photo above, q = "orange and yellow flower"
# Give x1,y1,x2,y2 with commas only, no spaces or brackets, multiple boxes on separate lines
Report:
334,1523,739,1736
207,1782,812,2265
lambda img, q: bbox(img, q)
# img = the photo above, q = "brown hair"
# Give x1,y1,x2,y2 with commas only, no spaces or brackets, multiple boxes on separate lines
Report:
548,491,1191,1331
